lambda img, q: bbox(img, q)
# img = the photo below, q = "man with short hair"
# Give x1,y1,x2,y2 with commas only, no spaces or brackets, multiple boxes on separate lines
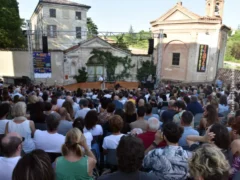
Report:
57,107,73,136
0,132,22,180
33,113,65,153
75,99,90,119
130,107,148,132
56,91,65,108
144,104,160,121
161,100,176,124
178,111,199,149
186,96,203,116
113,95,123,110
137,117,166,149
138,99,145,108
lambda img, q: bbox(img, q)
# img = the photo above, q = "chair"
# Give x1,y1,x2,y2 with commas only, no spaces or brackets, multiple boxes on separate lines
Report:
194,113,203,129
46,152,62,163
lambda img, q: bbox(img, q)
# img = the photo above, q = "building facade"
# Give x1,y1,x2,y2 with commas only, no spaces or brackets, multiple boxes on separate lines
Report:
30,0,91,50
151,0,230,83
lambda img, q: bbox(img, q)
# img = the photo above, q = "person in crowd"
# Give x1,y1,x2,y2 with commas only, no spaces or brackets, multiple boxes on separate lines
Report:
143,122,190,180
118,93,126,105
179,111,199,149
173,100,187,125
51,96,59,112
75,99,90,119
73,118,93,149
83,110,103,136
161,100,176,125
219,95,229,114
130,107,148,132
55,128,96,180
12,149,55,180
186,96,204,115
57,107,73,136
128,94,136,105
5,102,35,153
106,103,116,121
230,139,240,178
189,144,230,180
65,96,80,118
44,102,53,116
30,101,47,124
102,115,124,153
56,91,65,108
27,94,39,113
199,104,218,134
62,100,74,120
0,103,11,134
113,95,124,110
144,104,160,121
183,96,191,106
138,98,145,108
114,109,130,134
124,101,137,123
98,136,157,180
98,98,112,125
33,113,65,153
0,132,22,180
137,117,166,149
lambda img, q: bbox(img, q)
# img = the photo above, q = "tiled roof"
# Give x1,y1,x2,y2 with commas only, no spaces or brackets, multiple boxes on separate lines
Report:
40,0,91,8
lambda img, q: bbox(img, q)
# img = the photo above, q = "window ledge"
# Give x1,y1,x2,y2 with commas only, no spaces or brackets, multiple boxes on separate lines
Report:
171,65,180,68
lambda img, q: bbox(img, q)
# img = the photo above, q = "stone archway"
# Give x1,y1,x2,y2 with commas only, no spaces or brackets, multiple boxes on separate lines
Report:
86,56,105,82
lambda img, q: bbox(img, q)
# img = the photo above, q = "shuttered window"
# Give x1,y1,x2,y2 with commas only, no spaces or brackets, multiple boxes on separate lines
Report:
76,27,81,39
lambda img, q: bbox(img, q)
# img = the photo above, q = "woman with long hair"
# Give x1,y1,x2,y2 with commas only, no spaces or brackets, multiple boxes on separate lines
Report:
55,128,96,180
124,101,137,123
62,101,74,121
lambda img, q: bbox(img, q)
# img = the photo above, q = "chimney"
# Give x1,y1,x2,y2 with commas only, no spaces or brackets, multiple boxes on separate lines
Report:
177,1,183,6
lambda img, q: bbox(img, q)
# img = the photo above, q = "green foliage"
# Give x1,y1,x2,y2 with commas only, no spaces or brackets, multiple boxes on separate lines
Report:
137,60,156,81
225,30,240,62
114,34,128,50
116,56,135,80
90,49,135,81
87,18,98,38
74,67,88,83
0,0,27,48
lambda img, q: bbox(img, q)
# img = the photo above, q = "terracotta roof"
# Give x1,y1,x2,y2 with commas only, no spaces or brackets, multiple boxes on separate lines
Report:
40,0,91,8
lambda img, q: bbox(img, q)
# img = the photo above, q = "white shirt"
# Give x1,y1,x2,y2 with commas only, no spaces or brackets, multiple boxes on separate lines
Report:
119,99,126,105
0,119,10,134
72,103,80,117
33,130,65,153
102,134,124,149
57,99,65,108
104,94,112,99
92,94,98,100
75,108,91,119
83,125,103,136
11,92,22,99
145,94,150,102
0,156,21,180
84,132,93,150
99,76,104,81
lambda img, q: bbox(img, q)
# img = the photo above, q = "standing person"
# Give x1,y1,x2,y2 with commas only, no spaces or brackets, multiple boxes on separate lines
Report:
0,103,11,134
0,132,22,180
75,99,90,119
55,128,96,180
99,75,104,90
5,102,35,153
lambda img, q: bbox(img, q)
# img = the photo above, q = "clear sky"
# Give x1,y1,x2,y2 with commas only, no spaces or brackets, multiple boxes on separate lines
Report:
18,0,239,32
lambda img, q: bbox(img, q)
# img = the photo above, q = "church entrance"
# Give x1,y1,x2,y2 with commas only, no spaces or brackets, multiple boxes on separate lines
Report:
86,56,105,82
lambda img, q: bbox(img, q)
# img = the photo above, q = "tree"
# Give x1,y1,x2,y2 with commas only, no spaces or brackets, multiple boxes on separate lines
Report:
0,0,26,48
87,18,98,38
225,30,240,61
114,34,129,50
125,25,136,45
137,60,156,81
73,67,88,83
231,42,240,59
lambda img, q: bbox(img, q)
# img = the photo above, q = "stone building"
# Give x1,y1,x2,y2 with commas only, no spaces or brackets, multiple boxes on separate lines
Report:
30,0,91,50
151,0,230,83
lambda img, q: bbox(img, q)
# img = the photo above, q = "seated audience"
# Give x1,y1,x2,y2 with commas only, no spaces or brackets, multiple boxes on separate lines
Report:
137,117,166,149
138,98,145,108
73,117,93,149
124,101,137,123
57,107,73,136
219,95,229,114
173,100,187,125
179,111,199,149
62,100,74,121
186,96,204,115
51,97,59,112
102,115,124,152
12,149,54,180
75,99,90,119
231,139,240,178
98,136,157,180
114,109,130,134
112,95,124,110
30,101,47,124
98,98,112,125
0,132,22,180
55,128,96,180
161,100,176,125
83,110,103,136
144,104,160,121
44,102,54,116
143,122,190,180
0,103,10,134
33,113,65,153
130,107,148,132
5,102,35,153
189,144,230,180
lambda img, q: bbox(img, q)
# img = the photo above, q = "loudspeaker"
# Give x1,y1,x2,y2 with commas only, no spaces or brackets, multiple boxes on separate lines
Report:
148,39,154,55
42,36,48,53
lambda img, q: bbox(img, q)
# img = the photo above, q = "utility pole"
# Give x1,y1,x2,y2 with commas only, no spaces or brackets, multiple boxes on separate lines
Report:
27,20,34,81
155,29,164,88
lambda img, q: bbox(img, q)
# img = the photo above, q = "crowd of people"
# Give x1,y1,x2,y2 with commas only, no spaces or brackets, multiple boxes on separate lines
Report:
0,82,240,180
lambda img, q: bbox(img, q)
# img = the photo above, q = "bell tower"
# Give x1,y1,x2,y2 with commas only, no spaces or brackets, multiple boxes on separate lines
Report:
205,0,224,19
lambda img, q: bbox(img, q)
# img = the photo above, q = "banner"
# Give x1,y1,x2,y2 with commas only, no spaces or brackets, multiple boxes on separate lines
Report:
197,44,208,72
33,52,52,78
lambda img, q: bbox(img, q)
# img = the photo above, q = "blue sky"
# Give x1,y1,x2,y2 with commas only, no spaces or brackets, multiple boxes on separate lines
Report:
18,0,239,32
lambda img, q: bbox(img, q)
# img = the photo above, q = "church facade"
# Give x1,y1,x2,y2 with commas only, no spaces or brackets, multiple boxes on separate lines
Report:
151,0,230,83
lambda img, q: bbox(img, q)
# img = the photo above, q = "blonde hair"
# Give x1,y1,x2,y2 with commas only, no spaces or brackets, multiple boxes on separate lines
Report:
189,144,230,180
28,95,39,104
12,102,26,117
62,128,83,157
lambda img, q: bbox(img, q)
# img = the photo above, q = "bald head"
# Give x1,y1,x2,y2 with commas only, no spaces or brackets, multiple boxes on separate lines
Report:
1,132,22,157
59,107,67,118
114,95,119,100
138,99,145,107
65,96,73,104
231,139,240,155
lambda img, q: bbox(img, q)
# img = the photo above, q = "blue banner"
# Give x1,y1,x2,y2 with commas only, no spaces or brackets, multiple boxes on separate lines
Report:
33,52,52,78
